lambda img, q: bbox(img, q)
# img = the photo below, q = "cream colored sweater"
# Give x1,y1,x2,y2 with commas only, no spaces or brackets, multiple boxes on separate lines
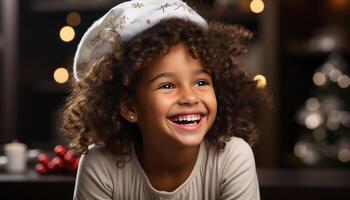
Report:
73,137,260,200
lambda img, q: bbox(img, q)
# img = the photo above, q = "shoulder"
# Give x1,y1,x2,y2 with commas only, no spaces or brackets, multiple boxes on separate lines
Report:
74,145,121,199
216,137,260,199
79,145,118,174
82,144,114,162
220,137,254,159
216,137,256,177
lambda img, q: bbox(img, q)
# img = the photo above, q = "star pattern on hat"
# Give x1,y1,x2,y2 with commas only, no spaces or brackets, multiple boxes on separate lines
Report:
106,12,117,30
132,2,144,8
117,15,129,30
156,3,172,13
174,2,194,14
90,31,102,46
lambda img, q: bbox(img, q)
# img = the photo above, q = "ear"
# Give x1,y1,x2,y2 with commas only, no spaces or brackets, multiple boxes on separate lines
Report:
119,97,138,123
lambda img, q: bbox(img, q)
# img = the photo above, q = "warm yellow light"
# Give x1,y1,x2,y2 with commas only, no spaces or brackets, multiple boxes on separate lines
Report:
66,12,81,27
250,0,264,14
253,74,267,89
54,67,69,84
59,26,75,42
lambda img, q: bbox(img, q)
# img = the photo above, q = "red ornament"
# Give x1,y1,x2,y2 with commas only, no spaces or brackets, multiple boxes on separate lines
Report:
48,156,65,172
35,163,48,175
54,145,67,158
64,150,76,165
70,158,80,173
37,154,49,165
36,145,80,175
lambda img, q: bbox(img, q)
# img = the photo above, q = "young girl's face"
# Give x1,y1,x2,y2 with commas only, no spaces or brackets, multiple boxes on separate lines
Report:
131,43,217,148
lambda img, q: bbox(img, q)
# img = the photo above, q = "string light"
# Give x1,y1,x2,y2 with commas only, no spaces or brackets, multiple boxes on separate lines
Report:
53,67,69,84
313,72,326,86
294,142,308,158
66,12,81,27
250,0,264,14
306,98,320,111
337,75,350,88
329,69,341,82
326,117,340,131
253,74,267,89
338,149,350,162
305,113,322,129
59,26,75,42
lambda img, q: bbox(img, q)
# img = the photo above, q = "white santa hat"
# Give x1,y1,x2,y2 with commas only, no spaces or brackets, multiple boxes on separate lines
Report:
73,0,208,81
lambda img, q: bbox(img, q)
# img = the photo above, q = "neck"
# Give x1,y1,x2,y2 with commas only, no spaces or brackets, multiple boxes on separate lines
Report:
135,139,200,176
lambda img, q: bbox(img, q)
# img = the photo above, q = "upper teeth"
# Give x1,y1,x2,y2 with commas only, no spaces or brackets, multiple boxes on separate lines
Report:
171,114,201,122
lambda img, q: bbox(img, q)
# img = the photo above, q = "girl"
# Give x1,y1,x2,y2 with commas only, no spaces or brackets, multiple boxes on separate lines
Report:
62,0,270,199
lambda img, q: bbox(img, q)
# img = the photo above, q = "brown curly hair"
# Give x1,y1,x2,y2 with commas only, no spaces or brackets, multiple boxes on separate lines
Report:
61,18,271,161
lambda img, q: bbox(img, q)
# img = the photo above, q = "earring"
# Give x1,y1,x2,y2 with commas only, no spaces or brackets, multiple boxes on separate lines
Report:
130,115,135,120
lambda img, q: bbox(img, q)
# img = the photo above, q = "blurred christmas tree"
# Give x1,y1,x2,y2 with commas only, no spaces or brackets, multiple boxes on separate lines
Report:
294,53,350,168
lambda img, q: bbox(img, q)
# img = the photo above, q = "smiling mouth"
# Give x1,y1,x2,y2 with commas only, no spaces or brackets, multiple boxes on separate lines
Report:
169,114,202,125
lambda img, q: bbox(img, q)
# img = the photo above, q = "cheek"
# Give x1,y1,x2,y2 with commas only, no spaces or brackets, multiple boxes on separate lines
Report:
142,93,174,117
206,89,217,113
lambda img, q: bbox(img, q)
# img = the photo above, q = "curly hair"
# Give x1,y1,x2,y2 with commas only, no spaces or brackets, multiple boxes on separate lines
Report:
61,18,272,162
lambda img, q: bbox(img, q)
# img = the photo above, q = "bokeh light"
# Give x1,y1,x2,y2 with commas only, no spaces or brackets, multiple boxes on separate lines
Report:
313,72,326,86
253,74,267,89
59,26,75,42
250,0,264,14
329,69,342,82
337,75,350,88
66,12,81,27
305,113,322,129
53,67,69,84
306,98,320,111
294,142,308,158
338,149,350,162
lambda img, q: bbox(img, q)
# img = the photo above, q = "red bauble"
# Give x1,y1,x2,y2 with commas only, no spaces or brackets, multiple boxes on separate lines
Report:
37,154,49,165
54,145,67,158
70,158,80,173
48,156,65,172
35,163,48,175
64,150,76,165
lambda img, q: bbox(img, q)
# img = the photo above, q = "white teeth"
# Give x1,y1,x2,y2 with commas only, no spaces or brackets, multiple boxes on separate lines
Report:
171,114,201,122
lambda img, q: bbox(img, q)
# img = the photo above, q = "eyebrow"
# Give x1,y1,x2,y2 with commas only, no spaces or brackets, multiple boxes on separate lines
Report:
148,69,211,84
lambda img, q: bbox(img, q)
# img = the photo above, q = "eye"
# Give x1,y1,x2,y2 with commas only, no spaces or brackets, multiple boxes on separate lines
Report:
195,80,209,87
159,83,175,89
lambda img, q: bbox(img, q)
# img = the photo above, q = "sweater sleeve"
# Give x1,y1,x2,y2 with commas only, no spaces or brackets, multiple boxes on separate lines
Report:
73,146,114,200
219,138,260,200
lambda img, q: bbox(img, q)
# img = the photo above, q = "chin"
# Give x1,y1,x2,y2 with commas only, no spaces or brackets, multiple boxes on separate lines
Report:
173,133,206,148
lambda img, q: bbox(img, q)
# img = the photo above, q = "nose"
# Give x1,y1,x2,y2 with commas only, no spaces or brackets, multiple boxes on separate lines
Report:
178,86,199,106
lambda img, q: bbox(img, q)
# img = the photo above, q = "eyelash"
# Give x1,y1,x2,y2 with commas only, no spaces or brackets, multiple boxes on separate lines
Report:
158,80,210,90
195,80,209,87
159,83,175,89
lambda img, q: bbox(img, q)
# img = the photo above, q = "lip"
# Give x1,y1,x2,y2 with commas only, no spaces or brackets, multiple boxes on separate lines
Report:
168,115,206,133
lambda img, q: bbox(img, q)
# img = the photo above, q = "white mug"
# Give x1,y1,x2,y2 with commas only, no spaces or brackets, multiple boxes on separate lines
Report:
4,141,27,173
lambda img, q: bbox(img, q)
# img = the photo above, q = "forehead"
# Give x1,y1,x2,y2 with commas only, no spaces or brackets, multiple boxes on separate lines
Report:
141,44,205,80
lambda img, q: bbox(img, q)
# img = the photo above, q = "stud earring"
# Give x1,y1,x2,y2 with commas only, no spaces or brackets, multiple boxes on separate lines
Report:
130,115,135,120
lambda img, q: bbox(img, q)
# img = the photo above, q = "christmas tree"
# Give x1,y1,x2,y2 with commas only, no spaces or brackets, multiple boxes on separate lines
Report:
294,53,350,167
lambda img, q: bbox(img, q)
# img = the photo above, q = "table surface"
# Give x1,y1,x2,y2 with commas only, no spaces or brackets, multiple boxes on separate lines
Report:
1,168,350,188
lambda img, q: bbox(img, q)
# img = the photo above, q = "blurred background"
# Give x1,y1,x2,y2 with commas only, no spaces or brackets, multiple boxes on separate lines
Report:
0,0,350,199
